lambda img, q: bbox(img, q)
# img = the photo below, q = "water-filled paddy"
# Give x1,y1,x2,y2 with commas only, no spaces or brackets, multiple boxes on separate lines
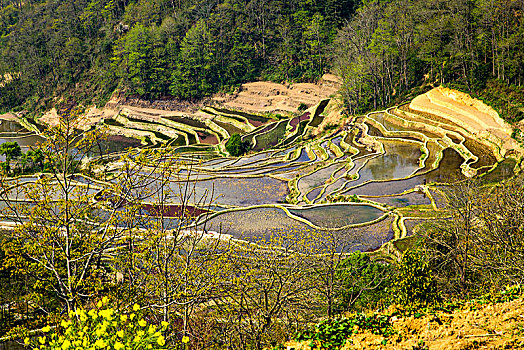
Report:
201,207,393,252
363,192,431,208
2,103,516,255
169,176,289,206
288,204,384,228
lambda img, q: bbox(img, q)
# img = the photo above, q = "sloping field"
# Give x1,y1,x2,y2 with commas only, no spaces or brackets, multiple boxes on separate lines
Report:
212,74,340,114
286,296,524,349
410,86,520,154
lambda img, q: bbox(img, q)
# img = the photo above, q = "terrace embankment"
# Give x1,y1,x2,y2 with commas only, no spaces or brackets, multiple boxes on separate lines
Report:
410,86,522,156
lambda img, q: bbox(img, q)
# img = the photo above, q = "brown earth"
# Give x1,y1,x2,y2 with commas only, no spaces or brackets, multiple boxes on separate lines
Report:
39,106,118,129
286,297,524,350
0,112,19,121
410,86,521,154
35,74,341,128
212,74,341,114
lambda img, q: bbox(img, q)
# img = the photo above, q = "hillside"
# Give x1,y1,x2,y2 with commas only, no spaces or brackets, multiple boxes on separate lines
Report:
1,0,523,120
286,296,524,350
1,1,524,349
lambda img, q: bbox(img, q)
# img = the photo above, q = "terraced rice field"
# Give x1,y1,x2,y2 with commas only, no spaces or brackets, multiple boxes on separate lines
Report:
2,93,521,257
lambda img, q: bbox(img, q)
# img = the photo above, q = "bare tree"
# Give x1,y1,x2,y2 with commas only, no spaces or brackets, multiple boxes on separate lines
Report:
0,108,169,312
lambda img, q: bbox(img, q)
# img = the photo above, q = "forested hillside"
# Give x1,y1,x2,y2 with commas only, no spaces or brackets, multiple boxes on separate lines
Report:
0,0,356,111
333,0,524,119
1,0,523,120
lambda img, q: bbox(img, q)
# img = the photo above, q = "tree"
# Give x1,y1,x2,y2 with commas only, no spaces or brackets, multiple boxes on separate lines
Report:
25,148,45,171
0,108,163,312
213,228,315,350
421,179,484,295
169,20,216,99
225,133,246,157
422,175,524,295
335,251,392,312
0,141,21,173
115,157,233,343
394,249,439,308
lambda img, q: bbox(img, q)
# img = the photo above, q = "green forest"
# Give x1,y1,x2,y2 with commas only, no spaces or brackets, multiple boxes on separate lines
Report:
0,0,523,119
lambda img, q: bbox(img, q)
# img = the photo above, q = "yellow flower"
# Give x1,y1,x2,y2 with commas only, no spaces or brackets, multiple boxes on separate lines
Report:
42,326,51,333
157,335,166,346
161,321,169,328
116,330,124,338
148,325,157,334
130,313,136,320
94,339,106,348
99,308,114,320
120,315,128,322
182,336,189,344
138,319,147,327
102,296,109,304
133,304,140,312
114,342,125,350
38,336,46,344
97,301,103,308
61,320,70,328
61,339,71,349
95,326,105,337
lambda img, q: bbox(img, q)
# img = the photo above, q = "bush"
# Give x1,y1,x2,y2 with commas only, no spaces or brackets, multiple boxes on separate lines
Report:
25,298,173,350
225,133,248,156
335,252,392,312
295,314,394,349
297,103,308,112
393,250,439,308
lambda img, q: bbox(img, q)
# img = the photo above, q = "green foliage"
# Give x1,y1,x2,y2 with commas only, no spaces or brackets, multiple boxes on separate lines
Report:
394,250,439,308
225,133,247,157
0,141,21,161
295,314,395,349
335,252,392,312
169,20,216,99
334,0,524,115
472,80,524,124
298,103,308,112
0,0,347,108
25,299,170,350
0,141,21,173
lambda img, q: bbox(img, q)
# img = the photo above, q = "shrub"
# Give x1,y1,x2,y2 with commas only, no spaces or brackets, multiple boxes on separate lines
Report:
225,133,248,156
25,298,173,350
393,250,439,308
295,314,395,349
335,252,393,312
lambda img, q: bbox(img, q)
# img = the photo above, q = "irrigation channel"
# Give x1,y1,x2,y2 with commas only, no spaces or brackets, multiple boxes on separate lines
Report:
0,99,521,258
